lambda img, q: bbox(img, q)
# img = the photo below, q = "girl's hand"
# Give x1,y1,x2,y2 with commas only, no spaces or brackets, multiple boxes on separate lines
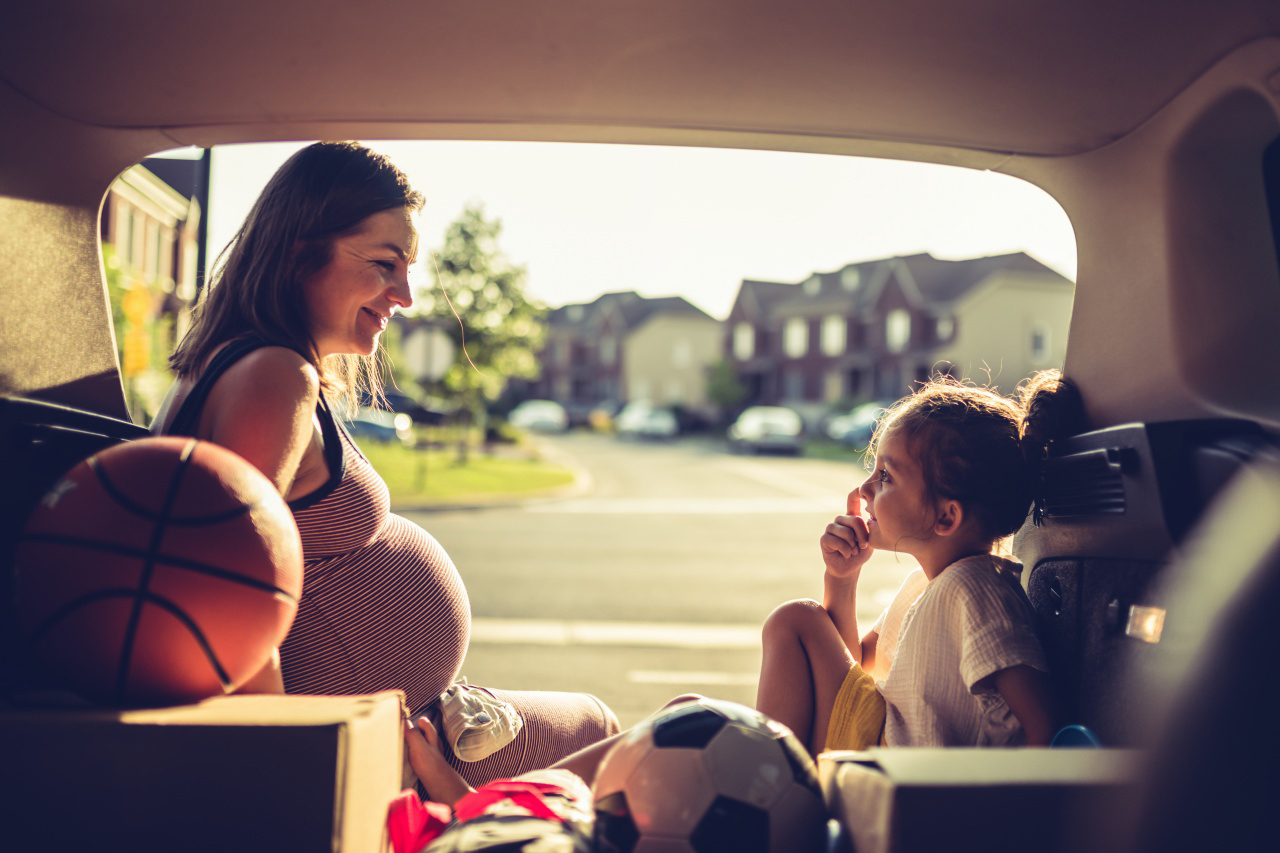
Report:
821,491,873,578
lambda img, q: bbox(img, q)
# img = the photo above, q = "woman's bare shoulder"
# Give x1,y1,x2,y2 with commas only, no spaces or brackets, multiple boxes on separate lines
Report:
217,344,320,400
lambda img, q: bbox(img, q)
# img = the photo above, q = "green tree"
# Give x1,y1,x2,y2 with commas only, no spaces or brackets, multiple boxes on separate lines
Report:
418,203,546,456
706,357,748,421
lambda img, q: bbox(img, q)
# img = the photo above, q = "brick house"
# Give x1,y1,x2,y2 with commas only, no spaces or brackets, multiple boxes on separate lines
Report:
99,155,207,419
724,252,1075,423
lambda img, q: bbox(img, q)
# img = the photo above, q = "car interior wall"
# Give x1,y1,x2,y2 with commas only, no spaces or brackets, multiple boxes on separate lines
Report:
1028,39,1280,431
1015,419,1278,746
0,79,184,421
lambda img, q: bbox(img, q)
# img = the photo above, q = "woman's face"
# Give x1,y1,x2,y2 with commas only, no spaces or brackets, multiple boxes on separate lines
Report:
304,207,416,358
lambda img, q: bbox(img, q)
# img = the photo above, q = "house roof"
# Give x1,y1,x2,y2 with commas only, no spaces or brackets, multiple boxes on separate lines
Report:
547,291,715,335
730,279,799,320
761,251,1066,318
140,157,204,204
902,252,1061,304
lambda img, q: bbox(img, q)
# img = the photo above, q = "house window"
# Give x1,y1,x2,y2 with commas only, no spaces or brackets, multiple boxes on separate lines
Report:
1031,324,1050,364
803,274,822,295
935,316,955,341
841,267,861,291
672,340,691,368
600,335,617,366
886,309,911,353
733,322,755,360
783,317,808,358
820,315,846,356
567,305,585,322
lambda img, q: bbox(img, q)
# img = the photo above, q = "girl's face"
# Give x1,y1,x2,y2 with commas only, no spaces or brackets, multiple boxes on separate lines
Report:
856,427,937,556
304,207,416,358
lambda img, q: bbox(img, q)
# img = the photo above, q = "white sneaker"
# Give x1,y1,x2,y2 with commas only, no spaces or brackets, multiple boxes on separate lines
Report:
438,680,523,762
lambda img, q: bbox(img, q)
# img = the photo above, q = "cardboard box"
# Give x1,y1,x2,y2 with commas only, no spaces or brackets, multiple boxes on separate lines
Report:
0,691,405,852
818,748,1141,853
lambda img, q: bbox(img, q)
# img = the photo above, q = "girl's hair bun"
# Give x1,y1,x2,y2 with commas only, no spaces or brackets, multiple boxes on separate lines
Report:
1018,370,1086,468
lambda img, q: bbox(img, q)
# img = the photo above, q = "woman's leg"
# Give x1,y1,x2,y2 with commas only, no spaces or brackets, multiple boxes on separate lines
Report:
756,599,856,754
406,692,696,803
426,688,621,791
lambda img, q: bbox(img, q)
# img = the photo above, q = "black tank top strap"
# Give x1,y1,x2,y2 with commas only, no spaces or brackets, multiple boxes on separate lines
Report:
290,391,346,512
166,336,275,437
163,336,347,509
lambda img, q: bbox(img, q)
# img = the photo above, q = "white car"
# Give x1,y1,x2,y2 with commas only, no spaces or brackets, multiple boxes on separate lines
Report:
507,399,569,433
614,401,679,440
727,406,805,455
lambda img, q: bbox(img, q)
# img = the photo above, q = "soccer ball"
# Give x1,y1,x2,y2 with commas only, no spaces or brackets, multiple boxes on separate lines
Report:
592,697,829,853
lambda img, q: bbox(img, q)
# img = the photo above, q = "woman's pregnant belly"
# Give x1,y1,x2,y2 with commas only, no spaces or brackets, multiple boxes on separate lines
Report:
280,514,471,713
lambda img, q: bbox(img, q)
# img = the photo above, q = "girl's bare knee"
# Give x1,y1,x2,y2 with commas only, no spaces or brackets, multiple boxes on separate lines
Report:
762,598,824,643
663,693,705,709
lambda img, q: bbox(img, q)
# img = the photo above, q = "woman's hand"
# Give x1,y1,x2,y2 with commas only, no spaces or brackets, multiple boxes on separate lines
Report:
234,647,285,694
821,491,873,579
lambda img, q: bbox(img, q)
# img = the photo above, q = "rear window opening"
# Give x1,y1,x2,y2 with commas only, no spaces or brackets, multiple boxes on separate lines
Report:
101,141,1078,428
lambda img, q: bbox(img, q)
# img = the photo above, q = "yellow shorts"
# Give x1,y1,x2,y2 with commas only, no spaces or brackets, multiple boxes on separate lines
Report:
824,664,886,751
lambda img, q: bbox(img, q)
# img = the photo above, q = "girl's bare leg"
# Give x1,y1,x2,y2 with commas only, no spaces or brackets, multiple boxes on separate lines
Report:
403,716,474,806
756,599,855,754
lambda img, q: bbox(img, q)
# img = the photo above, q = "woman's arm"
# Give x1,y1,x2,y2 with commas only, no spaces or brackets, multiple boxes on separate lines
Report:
197,346,322,498
235,648,285,694
991,664,1059,746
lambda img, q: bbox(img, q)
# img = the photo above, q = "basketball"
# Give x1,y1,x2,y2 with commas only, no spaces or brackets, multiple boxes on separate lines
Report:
13,436,304,706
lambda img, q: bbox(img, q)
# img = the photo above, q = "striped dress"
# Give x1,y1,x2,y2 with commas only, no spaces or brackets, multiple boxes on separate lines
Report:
162,337,618,785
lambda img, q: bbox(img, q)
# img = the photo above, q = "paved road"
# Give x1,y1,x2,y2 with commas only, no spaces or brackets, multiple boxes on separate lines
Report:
399,432,917,727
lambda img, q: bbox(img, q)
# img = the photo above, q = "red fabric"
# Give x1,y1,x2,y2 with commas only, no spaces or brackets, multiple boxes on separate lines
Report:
453,779,570,824
387,789,452,853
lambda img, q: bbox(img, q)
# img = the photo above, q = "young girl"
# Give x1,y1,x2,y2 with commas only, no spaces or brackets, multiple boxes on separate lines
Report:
756,373,1078,752
405,374,1077,804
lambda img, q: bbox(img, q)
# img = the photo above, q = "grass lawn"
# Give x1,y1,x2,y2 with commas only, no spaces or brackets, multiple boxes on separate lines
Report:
357,439,577,507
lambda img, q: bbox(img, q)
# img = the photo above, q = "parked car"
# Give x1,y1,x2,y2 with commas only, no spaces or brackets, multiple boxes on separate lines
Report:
588,400,622,432
825,401,891,448
614,400,679,440
507,399,569,433
343,407,413,444
369,390,446,426
727,406,805,455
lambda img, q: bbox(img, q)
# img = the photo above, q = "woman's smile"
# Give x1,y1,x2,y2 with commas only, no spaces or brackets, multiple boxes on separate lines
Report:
305,208,416,358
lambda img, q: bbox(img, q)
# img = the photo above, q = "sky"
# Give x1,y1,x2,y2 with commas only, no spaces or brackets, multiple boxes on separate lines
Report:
199,140,1077,321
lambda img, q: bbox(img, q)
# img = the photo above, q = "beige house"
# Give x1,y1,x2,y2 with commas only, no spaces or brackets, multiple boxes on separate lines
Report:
932,265,1075,394
623,311,723,410
528,292,721,418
